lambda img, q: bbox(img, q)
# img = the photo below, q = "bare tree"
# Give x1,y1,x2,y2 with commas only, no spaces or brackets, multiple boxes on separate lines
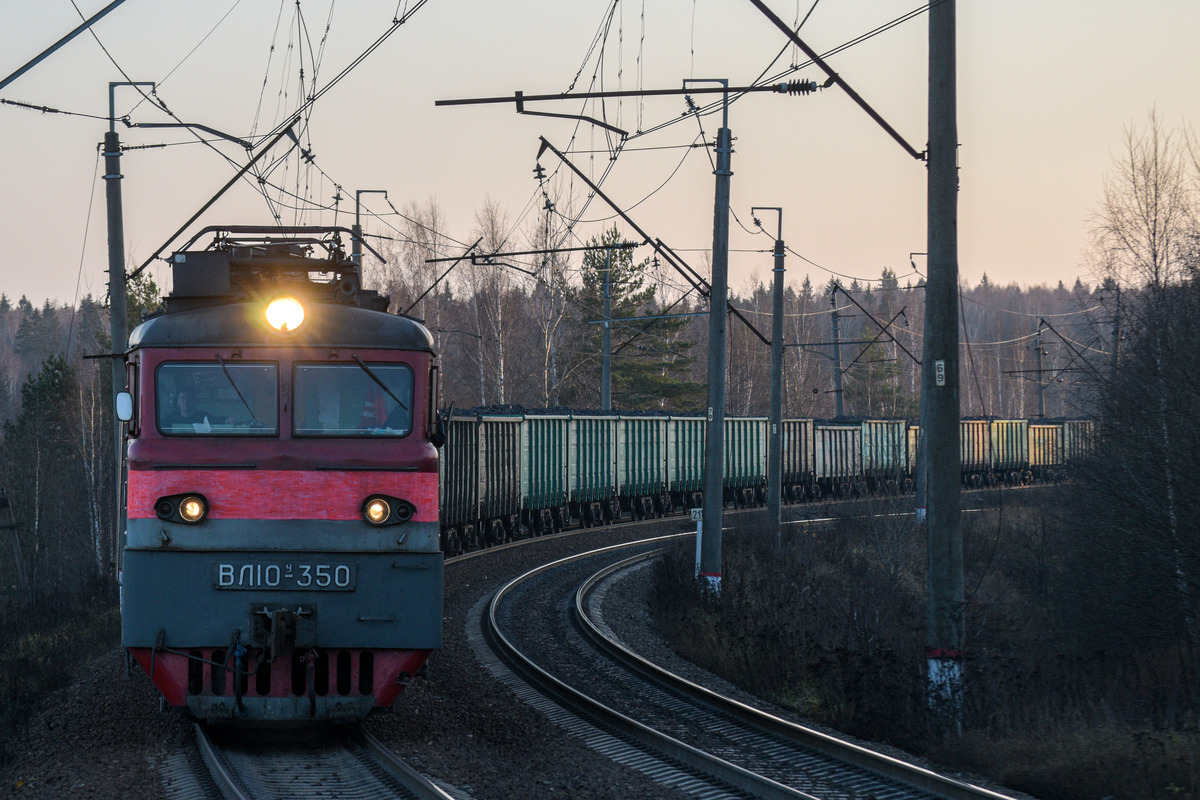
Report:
465,197,519,406
525,200,573,407
1084,110,1200,636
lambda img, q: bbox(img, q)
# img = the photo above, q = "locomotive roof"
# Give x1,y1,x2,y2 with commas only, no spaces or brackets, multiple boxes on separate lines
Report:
129,300,435,352
128,227,435,352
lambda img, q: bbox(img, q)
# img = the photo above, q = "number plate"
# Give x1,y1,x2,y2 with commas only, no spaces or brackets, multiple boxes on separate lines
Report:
214,562,356,591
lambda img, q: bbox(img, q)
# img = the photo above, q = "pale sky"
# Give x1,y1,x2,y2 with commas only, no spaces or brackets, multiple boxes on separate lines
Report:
1,1,1196,308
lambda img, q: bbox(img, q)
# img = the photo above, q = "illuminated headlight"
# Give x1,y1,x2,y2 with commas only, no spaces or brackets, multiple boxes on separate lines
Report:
361,494,415,527
155,493,209,524
265,296,305,332
365,498,390,525
179,496,207,523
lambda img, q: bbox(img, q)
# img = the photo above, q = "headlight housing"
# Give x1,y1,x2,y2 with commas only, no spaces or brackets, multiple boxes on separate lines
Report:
361,494,415,527
155,493,209,524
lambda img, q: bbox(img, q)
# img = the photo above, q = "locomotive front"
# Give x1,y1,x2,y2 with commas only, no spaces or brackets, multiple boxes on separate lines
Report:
119,228,443,722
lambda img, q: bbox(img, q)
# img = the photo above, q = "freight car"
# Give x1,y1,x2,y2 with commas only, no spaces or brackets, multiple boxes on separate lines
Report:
438,410,1094,550
118,227,443,722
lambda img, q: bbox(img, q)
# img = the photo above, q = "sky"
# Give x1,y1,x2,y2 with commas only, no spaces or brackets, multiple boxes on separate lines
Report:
1,0,1197,309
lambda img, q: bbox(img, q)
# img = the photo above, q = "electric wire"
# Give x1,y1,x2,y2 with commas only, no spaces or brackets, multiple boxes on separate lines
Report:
125,0,244,118
562,132,705,224
254,0,431,145
629,4,930,142
786,244,924,286
1052,330,1111,355
69,0,308,231
254,1,285,136
66,148,103,360
0,97,115,122
960,294,1105,318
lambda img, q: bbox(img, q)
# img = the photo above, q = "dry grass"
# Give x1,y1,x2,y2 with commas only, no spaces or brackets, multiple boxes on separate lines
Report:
0,595,119,763
651,494,1200,800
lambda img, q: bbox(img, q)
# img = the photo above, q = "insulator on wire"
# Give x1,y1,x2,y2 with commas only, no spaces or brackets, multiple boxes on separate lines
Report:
778,80,818,95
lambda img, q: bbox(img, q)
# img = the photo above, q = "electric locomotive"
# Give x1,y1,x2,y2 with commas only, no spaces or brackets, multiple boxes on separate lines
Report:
118,226,443,722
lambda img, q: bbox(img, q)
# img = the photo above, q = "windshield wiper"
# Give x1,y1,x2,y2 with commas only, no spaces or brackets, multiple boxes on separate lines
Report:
215,355,258,420
352,355,408,412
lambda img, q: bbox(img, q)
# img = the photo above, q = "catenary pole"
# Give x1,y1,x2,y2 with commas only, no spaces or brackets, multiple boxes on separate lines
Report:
924,0,964,714
753,207,785,534
353,189,387,269
831,292,844,417
104,128,126,573
106,82,153,579
699,81,732,593
1111,285,1122,383
1035,325,1046,419
602,247,612,410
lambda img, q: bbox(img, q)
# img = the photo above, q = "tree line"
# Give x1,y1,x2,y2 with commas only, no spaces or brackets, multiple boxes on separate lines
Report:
0,206,1115,602
369,200,1104,420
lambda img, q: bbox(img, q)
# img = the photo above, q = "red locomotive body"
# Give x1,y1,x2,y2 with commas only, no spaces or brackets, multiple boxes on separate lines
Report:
119,228,443,722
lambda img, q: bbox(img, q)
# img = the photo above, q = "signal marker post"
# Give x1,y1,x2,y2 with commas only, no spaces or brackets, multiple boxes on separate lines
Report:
691,508,718,593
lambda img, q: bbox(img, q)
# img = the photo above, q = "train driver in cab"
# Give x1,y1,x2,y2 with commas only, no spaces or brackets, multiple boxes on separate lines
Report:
168,387,212,429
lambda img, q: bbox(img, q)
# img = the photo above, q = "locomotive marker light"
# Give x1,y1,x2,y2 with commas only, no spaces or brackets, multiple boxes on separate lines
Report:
155,493,209,524
364,497,390,525
361,494,415,527
179,496,206,523
265,296,305,332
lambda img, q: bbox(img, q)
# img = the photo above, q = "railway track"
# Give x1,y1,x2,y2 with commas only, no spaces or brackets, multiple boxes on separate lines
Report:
189,722,457,800
480,532,1023,800
153,497,1024,800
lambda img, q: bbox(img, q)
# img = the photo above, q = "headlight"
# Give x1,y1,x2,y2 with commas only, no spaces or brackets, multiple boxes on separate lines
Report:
155,493,209,524
364,497,390,525
179,495,207,522
266,296,305,332
361,494,415,527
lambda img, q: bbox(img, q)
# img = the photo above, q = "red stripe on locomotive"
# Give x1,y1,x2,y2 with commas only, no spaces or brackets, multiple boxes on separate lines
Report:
127,470,438,521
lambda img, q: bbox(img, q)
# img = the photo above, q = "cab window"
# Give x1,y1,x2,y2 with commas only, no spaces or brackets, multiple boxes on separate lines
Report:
293,362,413,436
156,362,279,436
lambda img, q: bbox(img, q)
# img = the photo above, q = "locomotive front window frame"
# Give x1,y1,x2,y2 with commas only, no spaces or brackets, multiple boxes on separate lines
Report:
292,361,414,437
155,361,280,437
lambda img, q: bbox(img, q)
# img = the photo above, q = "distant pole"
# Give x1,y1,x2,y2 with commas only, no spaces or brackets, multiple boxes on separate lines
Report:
753,207,785,534
1108,286,1118,376
924,0,964,716
353,189,388,270
698,80,732,594
1112,285,1122,374
831,291,844,417
602,247,612,410
1035,325,1045,419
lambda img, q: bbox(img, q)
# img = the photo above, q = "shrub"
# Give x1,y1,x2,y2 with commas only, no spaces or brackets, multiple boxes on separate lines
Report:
651,492,1200,799
0,589,119,763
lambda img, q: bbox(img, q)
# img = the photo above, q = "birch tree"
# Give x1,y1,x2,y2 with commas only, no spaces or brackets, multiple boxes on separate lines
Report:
1074,111,1200,643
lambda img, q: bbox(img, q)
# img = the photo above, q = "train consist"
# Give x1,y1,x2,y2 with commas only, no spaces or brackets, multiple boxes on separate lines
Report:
438,411,1095,553
117,227,443,722
112,227,1093,722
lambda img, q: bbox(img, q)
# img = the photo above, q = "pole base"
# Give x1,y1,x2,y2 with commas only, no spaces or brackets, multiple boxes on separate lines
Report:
926,649,964,729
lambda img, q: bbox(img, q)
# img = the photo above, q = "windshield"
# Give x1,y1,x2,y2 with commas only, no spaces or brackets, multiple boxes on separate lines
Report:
156,362,278,436
293,362,413,437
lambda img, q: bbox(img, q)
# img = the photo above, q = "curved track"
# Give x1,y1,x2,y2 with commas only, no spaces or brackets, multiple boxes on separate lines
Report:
482,533,1023,800
578,549,1023,800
